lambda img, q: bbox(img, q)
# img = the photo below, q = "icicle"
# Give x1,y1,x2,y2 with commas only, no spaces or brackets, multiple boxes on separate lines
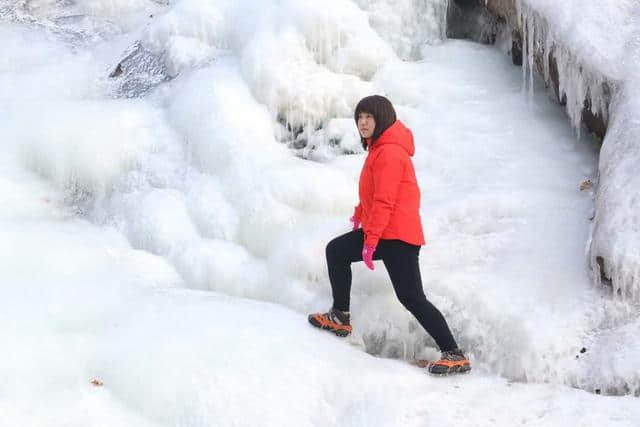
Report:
519,4,528,95
513,1,611,139
543,28,552,84
515,0,522,28
527,11,534,101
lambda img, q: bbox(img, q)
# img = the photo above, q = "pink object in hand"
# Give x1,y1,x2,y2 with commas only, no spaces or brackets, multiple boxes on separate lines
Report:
362,244,376,270
350,215,361,230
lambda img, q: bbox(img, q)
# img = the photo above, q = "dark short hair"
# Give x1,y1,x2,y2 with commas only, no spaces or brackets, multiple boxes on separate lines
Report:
354,95,397,150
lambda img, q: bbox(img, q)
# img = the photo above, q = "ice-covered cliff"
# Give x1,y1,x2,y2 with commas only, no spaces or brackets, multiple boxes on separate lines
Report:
449,0,640,302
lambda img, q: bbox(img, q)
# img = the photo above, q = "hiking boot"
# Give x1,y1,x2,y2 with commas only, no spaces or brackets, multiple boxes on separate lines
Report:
428,348,471,375
308,308,352,337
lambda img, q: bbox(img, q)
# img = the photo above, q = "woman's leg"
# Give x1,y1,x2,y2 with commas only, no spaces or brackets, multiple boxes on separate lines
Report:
326,229,373,312
376,240,458,352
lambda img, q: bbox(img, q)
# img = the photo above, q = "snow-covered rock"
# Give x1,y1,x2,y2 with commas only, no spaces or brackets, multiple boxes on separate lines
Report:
109,41,172,98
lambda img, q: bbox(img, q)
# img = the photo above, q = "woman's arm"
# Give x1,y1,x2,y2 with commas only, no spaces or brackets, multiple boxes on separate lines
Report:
363,146,406,247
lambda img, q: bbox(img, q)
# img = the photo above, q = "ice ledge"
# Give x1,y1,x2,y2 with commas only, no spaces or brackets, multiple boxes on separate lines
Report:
589,81,640,301
448,0,640,301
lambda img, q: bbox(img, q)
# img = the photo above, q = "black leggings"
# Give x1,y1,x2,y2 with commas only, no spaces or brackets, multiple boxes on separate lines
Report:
326,229,458,352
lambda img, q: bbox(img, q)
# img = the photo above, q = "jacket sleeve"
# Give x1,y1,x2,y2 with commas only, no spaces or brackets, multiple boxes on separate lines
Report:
353,203,362,221
363,146,406,247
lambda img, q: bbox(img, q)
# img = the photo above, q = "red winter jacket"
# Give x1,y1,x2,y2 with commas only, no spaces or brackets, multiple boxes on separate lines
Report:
353,120,425,248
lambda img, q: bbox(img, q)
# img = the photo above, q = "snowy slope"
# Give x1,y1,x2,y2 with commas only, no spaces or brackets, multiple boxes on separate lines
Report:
1,163,639,426
1,0,639,425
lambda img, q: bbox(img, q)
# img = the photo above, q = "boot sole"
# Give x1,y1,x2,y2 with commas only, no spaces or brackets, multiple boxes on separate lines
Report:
308,315,351,337
428,363,471,375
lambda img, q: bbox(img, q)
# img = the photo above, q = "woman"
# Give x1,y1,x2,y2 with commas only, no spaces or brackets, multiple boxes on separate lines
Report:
308,95,470,375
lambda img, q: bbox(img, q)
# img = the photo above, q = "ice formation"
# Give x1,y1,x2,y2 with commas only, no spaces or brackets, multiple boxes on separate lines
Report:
590,82,640,302
512,0,640,301
109,41,172,98
2,0,640,414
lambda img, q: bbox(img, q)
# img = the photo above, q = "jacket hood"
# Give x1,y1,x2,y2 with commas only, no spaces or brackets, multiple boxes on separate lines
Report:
372,120,415,156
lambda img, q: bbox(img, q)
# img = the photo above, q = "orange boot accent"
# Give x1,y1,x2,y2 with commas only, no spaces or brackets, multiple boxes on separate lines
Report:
428,352,471,375
308,312,352,337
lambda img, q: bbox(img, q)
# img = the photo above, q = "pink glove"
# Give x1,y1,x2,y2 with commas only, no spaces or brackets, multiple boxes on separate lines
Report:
362,244,376,270
350,215,361,231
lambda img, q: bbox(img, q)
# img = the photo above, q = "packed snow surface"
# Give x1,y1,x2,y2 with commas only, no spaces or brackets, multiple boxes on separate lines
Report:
1,0,639,425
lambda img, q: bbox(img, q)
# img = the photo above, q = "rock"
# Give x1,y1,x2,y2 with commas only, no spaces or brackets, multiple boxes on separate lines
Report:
485,0,519,27
109,41,171,98
446,0,502,44
90,379,104,387
580,179,593,191
595,256,612,288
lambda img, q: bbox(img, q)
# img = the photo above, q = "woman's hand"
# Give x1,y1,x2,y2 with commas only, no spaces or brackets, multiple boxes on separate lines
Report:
362,244,376,270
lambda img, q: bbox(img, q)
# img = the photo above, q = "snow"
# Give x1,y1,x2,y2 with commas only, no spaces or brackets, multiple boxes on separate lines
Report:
516,0,639,81
514,0,640,300
590,81,640,301
1,0,639,425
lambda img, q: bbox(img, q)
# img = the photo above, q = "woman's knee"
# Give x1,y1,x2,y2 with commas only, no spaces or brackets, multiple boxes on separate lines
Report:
395,291,426,313
326,237,344,262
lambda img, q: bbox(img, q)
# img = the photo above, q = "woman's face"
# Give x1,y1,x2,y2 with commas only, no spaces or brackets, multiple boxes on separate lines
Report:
357,112,376,139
